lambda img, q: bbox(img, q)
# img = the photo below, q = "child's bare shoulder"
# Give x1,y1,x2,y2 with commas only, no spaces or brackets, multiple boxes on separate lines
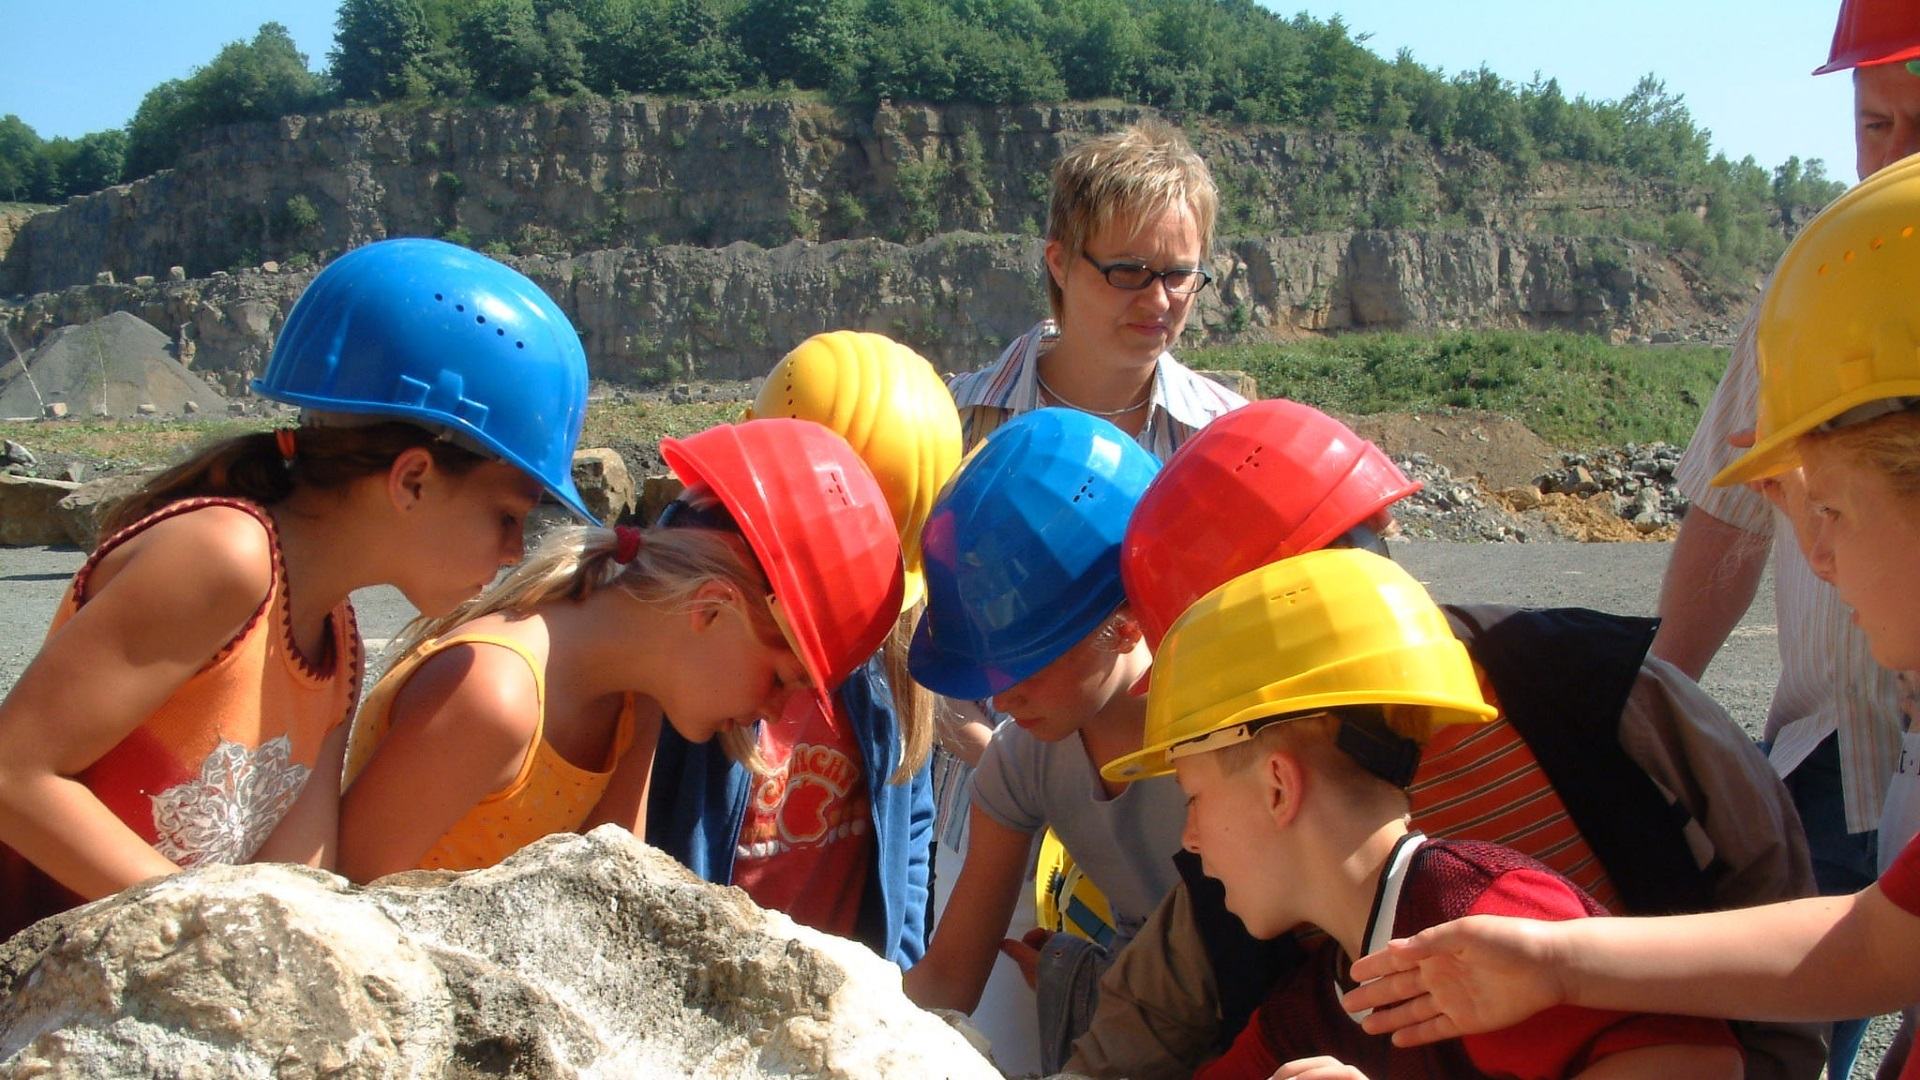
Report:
389,635,543,748
92,502,275,621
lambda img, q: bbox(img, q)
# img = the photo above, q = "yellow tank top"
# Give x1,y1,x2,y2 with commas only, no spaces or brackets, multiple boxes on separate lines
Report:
347,631,637,871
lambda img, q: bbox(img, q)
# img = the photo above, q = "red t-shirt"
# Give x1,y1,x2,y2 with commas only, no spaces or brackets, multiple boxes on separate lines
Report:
1196,837,1737,1080
730,692,872,938
1878,833,1920,1080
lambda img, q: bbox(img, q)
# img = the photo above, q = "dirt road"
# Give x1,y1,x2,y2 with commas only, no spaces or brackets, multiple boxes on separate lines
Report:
0,537,1780,734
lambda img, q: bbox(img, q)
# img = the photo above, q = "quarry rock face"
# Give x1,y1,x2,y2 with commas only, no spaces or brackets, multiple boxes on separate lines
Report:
0,827,1001,1079
1,228,1685,389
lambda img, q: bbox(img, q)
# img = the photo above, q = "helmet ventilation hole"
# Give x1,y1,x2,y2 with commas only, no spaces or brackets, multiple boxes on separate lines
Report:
476,315,486,324
1872,236,1885,250
434,293,444,302
1905,226,1915,239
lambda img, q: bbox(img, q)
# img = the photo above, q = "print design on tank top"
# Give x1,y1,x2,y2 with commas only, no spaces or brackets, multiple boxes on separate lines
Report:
149,735,310,865
736,742,868,860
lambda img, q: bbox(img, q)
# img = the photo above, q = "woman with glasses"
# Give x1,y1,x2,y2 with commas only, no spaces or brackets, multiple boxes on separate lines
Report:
947,119,1247,462
930,119,1249,1074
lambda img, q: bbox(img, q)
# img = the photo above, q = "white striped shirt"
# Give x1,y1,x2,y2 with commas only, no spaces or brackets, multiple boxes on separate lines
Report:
947,320,1248,463
1674,298,1903,833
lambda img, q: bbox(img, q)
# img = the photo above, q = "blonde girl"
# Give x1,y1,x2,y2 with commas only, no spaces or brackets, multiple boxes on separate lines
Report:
648,331,961,969
337,418,904,883
0,239,593,937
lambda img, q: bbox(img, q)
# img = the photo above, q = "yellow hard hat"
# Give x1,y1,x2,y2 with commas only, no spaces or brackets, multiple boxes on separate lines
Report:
1715,154,1920,487
1102,548,1497,783
746,331,962,610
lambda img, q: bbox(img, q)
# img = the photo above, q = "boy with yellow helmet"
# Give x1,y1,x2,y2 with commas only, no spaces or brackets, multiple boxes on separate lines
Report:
1109,549,1743,1080
1347,149,1920,1080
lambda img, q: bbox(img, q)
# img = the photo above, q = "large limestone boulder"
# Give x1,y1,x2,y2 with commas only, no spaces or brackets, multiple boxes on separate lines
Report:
0,826,1000,1079
55,468,159,548
0,473,81,546
571,446,636,523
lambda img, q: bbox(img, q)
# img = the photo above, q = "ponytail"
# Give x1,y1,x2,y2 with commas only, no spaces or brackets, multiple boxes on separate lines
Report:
101,422,489,542
380,493,785,775
881,603,934,784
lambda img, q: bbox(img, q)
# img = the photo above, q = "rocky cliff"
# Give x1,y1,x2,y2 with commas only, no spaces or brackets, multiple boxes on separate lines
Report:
1,226,1706,389
0,99,1736,384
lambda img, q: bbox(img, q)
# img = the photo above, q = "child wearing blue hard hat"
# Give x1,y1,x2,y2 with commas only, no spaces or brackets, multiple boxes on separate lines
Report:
0,238,593,938
900,407,1181,1071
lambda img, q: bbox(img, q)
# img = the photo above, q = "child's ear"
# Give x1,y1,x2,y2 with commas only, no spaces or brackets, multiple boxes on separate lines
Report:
387,447,436,511
687,580,740,633
1264,750,1306,829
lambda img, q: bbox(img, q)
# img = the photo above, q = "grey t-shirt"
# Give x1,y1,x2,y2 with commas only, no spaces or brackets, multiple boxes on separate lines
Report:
971,722,1187,933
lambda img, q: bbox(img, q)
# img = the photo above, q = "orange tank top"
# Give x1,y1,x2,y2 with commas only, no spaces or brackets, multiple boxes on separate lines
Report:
346,632,637,872
0,497,360,936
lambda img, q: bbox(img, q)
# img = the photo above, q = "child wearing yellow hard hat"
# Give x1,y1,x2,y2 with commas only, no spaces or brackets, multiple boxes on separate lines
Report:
1109,548,1743,1080
1346,150,1920,1080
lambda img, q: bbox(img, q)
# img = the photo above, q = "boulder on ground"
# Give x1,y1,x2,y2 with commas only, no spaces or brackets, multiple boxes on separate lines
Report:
56,470,159,549
0,826,1002,1079
0,473,81,546
640,473,687,526
572,447,636,523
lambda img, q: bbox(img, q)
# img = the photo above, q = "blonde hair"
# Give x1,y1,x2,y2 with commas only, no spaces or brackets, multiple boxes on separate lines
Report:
1803,409,1920,496
881,601,935,784
383,489,784,775
1045,119,1219,322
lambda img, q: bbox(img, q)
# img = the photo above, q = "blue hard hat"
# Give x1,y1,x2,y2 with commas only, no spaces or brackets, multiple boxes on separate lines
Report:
253,238,595,522
909,408,1160,699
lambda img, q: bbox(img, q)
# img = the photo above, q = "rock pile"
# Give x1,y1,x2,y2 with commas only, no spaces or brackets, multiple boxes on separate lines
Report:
1389,452,1540,543
1533,442,1689,532
0,827,1002,1079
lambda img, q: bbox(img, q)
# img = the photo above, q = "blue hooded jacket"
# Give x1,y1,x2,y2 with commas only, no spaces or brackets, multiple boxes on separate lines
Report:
646,653,934,968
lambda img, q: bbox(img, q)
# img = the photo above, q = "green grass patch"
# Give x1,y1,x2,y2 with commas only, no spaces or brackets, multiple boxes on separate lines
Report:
0,417,266,465
1186,330,1727,448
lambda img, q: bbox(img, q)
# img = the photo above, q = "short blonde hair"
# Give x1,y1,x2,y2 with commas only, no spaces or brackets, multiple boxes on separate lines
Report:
1045,119,1219,322
1803,408,1920,496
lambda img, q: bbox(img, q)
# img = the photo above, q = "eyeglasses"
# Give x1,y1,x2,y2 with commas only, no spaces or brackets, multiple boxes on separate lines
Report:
1081,253,1213,295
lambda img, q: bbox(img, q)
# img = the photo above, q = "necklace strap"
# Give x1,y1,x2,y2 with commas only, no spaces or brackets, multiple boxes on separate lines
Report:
1035,369,1154,417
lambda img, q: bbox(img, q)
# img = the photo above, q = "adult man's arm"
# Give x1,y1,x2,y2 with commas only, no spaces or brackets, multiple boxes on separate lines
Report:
1651,506,1769,681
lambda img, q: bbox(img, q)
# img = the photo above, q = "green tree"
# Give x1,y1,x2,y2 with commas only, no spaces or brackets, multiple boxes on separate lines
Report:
458,0,550,101
55,130,127,196
0,116,49,202
737,0,859,89
125,23,326,179
332,0,432,101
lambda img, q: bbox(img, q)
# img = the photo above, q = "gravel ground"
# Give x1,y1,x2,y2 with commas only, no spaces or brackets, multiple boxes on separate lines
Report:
0,538,1895,1075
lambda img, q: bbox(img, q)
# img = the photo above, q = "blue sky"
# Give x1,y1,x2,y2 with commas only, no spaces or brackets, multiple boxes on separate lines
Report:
0,0,1861,181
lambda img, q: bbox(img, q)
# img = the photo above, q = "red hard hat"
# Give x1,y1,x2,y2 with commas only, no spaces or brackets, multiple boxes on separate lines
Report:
1121,399,1419,657
661,418,905,710
1815,0,1920,75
